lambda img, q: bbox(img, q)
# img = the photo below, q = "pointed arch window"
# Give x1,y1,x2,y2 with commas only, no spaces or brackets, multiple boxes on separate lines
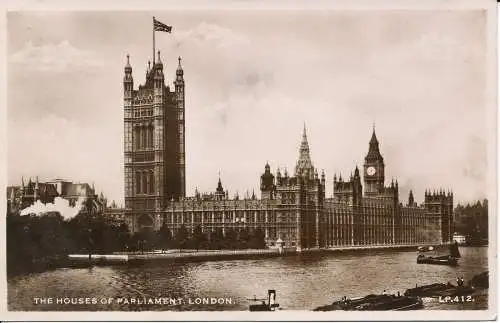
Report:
149,126,154,148
137,127,144,149
142,127,147,148
141,127,145,149
142,171,148,195
149,172,155,194
147,127,152,148
135,127,141,149
136,172,141,194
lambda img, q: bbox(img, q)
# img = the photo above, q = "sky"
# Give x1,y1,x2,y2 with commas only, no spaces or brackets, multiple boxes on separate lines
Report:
7,10,491,206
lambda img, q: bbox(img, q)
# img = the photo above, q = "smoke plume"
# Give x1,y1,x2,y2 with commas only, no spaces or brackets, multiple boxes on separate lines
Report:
20,196,87,220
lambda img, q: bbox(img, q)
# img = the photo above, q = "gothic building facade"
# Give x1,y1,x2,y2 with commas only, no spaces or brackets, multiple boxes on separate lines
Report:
123,52,185,217
120,54,453,250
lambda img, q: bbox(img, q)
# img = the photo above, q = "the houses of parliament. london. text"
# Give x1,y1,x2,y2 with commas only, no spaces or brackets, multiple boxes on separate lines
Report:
120,51,454,251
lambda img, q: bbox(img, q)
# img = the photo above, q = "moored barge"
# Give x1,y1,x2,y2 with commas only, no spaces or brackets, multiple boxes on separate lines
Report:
313,294,423,311
416,254,458,266
404,283,473,298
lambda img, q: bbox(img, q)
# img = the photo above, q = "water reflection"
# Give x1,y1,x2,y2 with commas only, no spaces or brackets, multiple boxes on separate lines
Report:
8,247,488,311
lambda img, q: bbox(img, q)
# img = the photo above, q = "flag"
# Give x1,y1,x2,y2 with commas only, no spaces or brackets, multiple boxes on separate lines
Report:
154,17,172,33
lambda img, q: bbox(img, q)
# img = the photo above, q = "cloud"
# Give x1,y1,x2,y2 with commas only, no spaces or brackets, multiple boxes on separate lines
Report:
9,40,103,72
8,114,123,206
7,12,489,207
162,20,487,205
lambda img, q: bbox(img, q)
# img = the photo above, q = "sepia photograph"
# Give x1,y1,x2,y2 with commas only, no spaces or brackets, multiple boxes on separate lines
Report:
1,0,497,321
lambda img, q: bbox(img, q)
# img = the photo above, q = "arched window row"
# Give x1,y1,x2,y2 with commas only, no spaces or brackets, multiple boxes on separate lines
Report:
134,125,154,149
136,171,155,195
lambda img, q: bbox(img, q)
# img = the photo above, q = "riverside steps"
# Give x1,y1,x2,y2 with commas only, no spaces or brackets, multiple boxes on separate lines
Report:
65,243,444,267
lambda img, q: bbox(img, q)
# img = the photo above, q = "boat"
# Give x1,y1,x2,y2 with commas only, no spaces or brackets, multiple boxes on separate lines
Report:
469,271,488,289
404,282,473,298
416,254,458,266
248,289,280,311
417,242,461,266
313,294,423,311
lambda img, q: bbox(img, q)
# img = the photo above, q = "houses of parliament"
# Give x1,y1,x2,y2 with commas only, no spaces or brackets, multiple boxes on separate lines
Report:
119,51,454,250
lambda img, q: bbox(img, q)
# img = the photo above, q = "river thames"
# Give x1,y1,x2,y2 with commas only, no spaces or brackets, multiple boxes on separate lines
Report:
8,246,488,311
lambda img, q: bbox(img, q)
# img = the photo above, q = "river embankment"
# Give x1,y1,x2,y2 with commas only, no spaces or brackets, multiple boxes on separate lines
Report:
67,248,285,266
65,243,447,267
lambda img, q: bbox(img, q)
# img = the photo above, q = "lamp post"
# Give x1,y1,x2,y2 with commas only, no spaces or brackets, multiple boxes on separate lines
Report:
87,208,94,267
87,227,92,266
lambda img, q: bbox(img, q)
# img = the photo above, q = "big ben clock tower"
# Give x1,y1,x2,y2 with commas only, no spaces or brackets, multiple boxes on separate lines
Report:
363,126,385,196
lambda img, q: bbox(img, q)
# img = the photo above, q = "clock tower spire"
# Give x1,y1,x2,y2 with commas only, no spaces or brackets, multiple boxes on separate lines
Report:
363,125,385,196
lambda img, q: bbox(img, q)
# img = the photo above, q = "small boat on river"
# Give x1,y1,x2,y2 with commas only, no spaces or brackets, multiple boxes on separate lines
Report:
417,241,461,266
416,242,460,266
313,294,423,311
248,289,280,311
416,254,458,266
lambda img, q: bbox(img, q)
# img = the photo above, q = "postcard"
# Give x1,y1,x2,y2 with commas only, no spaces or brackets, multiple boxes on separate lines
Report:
1,0,497,321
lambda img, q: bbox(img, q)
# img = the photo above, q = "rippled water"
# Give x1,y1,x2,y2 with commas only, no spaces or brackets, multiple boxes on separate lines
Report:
8,247,488,311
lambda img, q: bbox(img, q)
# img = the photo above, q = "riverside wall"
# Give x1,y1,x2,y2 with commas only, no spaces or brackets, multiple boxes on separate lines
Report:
66,244,449,267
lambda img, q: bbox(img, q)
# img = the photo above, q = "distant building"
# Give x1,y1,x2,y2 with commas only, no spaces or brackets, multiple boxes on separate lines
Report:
6,178,101,216
47,179,97,206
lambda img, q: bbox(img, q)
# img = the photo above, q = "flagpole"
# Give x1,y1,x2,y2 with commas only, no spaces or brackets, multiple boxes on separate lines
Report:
153,16,156,63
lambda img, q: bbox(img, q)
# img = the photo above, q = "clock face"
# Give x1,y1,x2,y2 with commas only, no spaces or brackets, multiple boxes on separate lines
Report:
367,166,376,176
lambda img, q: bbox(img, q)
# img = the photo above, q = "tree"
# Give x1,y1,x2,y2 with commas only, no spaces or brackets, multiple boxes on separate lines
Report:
224,228,238,249
157,223,173,250
127,232,141,252
237,228,251,249
137,228,158,251
190,225,207,251
209,229,224,250
116,223,131,251
66,214,131,254
174,225,189,250
453,199,489,242
249,227,267,249
65,213,92,253
7,213,72,275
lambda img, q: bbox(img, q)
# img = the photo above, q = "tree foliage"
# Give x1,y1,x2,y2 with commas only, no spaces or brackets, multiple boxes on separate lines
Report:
174,225,190,249
454,199,488,241
7,208,269,276
66,213,131,254
7,211,131,275
7,212,73,275
156,223,173,250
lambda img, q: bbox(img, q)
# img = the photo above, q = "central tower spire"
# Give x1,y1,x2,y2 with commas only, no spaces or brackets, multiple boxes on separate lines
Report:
295,123,315,177
300,122,309,156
